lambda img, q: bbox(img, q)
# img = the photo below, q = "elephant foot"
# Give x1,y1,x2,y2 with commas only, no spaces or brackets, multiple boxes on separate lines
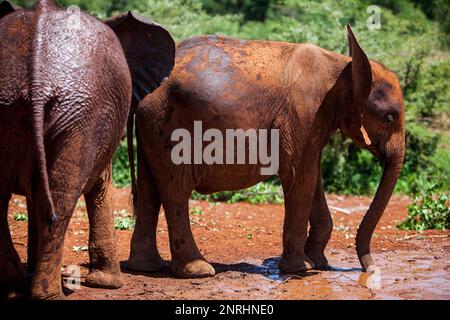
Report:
32,289,66,300
0,284,29,300
170,259,215,278
279,253,315,273
127,254,167,273
85,270,123,289
358,253,376,272
305,250,331,271
0,262,30,300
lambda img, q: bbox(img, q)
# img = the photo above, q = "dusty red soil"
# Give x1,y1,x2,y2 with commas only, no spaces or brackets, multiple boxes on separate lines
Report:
7,188,450,300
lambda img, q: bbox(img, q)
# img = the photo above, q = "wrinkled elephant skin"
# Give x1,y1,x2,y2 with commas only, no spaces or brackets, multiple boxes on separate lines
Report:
0,0,174,299
129,27,405,278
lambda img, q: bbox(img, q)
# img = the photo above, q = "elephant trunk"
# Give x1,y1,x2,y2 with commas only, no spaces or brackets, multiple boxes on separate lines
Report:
355,146,404,271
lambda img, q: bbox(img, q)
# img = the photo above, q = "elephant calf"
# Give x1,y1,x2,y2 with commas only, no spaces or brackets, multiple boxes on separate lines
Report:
127,26,405,278
0,0,174,299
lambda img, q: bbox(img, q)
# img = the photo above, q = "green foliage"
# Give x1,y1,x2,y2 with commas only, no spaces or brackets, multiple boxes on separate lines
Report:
411,0,450,47
431,146,450,192
13,212,28,221
191,182,283,204
114,216,135,230
398,183,449,230
406,60,450,119
202,0,272,22
112,137,137,188
111,139,130,188
322,135,382,195
190,207,204,216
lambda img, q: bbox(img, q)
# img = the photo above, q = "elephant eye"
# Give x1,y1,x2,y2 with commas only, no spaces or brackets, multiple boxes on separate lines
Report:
385,113,394,124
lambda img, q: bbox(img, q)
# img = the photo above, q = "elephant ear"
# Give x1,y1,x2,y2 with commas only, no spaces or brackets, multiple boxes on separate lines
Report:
346,25,373,144
105,11,175,104
346,25,372,108
0,1,17,19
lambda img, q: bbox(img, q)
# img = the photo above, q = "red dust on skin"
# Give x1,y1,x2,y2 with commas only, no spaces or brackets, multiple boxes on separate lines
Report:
8,188,450,300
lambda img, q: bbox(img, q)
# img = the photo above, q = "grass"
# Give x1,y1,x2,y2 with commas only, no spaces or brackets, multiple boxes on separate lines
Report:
114,216,135,230
190,207,204,216
13,212,28,221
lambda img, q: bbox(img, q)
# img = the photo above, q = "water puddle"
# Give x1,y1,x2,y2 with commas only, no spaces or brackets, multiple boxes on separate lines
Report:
277,250,449,299
214,250,450,300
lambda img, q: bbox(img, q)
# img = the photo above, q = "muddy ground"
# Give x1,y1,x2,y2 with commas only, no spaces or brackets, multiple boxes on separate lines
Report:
8,188,450,300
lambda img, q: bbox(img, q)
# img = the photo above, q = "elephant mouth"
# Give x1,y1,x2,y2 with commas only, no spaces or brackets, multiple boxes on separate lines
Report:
352,137,382,160
371,141,382,159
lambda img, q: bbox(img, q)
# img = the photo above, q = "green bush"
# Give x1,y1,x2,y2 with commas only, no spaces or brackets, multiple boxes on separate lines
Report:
112,139,132,188
191,181,283,204
406,60,450,119
202,0,273,21
322,134,382,195
398,183,449,230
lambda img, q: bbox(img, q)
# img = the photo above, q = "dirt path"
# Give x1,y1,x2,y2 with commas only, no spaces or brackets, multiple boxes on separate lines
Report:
8,188,450,300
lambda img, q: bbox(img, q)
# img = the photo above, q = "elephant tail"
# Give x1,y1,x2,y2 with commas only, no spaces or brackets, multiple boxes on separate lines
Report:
127,113,138,214
30,96,57,228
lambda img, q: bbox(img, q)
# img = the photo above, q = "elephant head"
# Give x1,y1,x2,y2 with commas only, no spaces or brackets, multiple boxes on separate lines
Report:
339,25,405,271
104,12,176,107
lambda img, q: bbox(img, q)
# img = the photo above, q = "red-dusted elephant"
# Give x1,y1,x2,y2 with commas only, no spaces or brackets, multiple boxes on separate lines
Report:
0,0,174,299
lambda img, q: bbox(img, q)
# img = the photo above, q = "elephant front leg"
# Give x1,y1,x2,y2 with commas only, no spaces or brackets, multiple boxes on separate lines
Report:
279,156,320,273
127,152,165,273
0,194,29,299
162,195,215,278
84,163,122,289
305,164,333,270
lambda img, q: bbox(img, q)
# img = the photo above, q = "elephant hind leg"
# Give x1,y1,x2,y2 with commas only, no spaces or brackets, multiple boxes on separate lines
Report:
26,198,38,274
84,163,122,289
31,189,78,300
0,194,29,299
127,148,166,273
161,192,215,278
